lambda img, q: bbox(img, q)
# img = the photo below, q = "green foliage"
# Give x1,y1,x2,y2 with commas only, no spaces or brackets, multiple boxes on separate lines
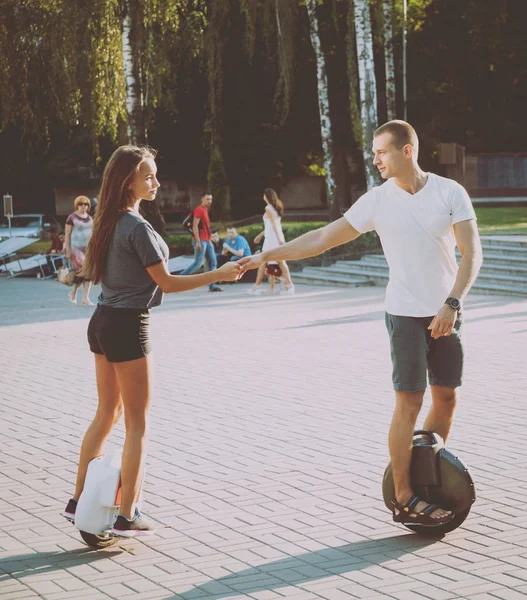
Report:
165,232,194,254
1,0,526,221
0,0,83,139
235,222,381,256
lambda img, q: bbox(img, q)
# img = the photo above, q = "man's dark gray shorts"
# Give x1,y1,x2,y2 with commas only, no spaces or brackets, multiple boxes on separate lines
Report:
385,312,464,392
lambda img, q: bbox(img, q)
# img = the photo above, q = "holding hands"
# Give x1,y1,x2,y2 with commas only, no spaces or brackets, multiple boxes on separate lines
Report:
238,254,264,273
218,260,244,281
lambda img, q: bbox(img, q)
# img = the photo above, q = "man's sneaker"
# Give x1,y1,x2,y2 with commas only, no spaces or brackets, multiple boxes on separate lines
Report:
62,498,77,523
110,510,155,538
209,285,223,292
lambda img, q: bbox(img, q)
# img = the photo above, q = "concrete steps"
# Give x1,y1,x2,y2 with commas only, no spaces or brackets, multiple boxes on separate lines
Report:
292,235,527,297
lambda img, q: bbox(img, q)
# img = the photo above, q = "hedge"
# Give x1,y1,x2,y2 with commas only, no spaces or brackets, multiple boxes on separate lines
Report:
165,221,381,263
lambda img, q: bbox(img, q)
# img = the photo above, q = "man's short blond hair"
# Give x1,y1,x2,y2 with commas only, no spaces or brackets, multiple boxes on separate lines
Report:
375,120,419,151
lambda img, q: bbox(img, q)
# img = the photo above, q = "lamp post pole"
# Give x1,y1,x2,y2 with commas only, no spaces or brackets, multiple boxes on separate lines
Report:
402,0,408,121
3,193,13,238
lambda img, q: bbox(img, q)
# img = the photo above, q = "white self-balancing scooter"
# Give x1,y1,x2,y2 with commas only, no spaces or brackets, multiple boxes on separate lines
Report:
74,452,141,549
382,430,476,535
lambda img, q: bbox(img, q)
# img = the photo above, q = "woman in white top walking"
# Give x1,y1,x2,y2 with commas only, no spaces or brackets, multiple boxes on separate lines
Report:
248,188,294,295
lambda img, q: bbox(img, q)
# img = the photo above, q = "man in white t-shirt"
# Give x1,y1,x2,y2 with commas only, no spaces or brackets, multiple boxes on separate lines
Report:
240,120,483,528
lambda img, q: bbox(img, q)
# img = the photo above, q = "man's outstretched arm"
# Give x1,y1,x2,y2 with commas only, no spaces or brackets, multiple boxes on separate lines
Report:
240,217,361,270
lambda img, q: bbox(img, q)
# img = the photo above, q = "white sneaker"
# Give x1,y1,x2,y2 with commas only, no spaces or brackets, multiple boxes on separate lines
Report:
247,287,264,296
280,285,295,296
68,291,77,305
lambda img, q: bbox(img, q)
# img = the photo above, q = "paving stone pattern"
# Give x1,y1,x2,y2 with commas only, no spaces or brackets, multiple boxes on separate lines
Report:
0,278,526,600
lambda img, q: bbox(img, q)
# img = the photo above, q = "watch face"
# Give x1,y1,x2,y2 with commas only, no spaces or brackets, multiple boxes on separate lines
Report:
449,298,461,309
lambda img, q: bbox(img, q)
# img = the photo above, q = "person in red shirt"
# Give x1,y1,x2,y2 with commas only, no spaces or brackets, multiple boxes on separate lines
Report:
180,193,222,291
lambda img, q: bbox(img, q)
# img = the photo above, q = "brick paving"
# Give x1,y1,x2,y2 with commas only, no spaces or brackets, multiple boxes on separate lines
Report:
0,277,526,600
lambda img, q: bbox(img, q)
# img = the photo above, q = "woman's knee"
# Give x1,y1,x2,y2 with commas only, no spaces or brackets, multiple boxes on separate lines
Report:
94,404,123,428
123,412,149,435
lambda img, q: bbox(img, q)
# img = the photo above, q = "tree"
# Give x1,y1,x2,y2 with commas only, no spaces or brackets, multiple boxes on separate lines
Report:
383,0,396,120
352,0,379,190
204,0,232,219
305,0,340,221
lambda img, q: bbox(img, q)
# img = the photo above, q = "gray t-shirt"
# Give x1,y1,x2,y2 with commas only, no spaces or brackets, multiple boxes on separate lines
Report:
98,212,169,309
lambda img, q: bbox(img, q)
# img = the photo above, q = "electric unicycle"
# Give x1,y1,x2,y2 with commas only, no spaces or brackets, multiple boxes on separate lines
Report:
72,452,141,549
382,430,476,535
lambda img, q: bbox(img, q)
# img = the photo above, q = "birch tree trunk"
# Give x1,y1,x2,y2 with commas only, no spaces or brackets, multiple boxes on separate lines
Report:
121,0,145,145
121,0,165,234
353,0,378,190
305,0,340,222
383,0,396,120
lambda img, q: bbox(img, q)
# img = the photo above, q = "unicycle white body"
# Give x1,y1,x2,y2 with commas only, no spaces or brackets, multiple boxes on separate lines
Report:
75,451,141,548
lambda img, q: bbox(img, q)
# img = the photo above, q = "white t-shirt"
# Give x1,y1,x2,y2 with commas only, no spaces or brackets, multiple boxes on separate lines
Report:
344,173,476,317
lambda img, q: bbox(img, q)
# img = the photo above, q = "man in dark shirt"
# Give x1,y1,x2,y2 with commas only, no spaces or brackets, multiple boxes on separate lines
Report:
180,193,222,292
211,229,228,268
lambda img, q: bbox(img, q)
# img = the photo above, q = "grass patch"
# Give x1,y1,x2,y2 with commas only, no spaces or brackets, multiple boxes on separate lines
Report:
474,206,527,234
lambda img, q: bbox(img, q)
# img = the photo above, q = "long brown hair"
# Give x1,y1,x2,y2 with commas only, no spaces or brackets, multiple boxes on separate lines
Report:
264,188,284,217
82,145,157,284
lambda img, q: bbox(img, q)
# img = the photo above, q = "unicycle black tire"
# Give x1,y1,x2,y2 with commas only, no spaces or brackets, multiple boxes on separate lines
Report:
79,530,120,549
403,507,471,536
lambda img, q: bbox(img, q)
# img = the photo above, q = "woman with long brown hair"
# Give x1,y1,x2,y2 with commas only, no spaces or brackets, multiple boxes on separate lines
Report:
62,145,242,537
248,188,295,295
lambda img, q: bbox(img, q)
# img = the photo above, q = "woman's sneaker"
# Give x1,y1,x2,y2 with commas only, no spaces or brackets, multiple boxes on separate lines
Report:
110,510,154,538
247,287,264,296
280,285,295,296
62,498,77,523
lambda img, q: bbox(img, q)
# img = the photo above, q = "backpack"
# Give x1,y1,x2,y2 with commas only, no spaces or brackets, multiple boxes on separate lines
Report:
182,211,195,233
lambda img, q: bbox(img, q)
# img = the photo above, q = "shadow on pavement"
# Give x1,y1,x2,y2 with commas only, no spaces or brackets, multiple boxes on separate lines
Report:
0,547,123,578
284,311,385,329
173,534,440,599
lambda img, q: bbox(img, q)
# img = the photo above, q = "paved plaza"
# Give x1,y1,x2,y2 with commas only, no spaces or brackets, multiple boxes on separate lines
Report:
1,277,527,600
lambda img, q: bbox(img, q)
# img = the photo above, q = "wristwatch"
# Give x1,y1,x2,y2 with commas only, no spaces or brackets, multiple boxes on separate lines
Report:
445,297,461,311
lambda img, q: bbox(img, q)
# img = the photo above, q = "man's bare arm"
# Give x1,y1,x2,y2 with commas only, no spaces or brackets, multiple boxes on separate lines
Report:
449,219,483,300
192,217,201,246
259,217,361,264
428,219,483,339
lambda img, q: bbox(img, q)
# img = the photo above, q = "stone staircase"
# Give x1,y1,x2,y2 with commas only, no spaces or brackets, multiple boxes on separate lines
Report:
292,235,527,296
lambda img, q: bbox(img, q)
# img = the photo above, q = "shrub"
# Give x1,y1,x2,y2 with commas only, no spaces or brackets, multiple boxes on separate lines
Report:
166,222,381,261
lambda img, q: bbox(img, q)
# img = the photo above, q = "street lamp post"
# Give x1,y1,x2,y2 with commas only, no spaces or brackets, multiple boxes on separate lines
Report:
3,193,13,238
402,0,408,121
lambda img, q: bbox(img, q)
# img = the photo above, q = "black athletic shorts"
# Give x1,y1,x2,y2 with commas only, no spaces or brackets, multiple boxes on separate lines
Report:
385,312,464,392
87,305,151,363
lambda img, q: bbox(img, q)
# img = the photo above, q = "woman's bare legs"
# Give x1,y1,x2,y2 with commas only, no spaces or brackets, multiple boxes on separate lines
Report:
69,282,81,305
249,263,266,291
73,354,122,500
113,354,153,519
277,260,294,290
81,281,93,305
